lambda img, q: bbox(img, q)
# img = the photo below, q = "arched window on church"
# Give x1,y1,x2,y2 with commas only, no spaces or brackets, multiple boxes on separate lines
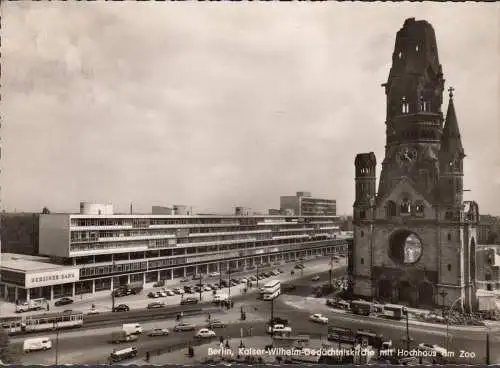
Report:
414,200,425,216
386,201,397,217
400,198,411,214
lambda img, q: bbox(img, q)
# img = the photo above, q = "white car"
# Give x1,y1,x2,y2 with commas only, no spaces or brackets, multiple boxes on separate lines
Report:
203,286,212,291
418,343,447,356
148,328,169,337
87,309,99,315
240,278,248,284
173,288,184,295
311,275,320,281
309,313,328,324
269,324,292,334
195,328,216,339
164,289,175,296
157,291,167,297
209,272,220,277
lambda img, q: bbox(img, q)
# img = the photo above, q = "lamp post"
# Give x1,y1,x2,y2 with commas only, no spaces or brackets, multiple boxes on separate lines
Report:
256,262,260,288
439,291,448,317
111,260,116,312
198,275,203,301
53,314,61,365
329,257,334,291
402,307,410,351
228,268,233,299
486,328,491,365
445,295,463,354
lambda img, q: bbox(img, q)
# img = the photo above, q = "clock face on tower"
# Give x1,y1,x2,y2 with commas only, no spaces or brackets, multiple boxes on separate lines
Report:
396,147,418,168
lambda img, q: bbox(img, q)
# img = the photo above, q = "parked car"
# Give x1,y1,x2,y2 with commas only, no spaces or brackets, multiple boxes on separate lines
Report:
195,328,216,339
54,298,74,307
239,278,248,284
164,289,175,296
148,328,169,337
294,264,304,269
113,304,130,312
277,268,284,273
203,286,212,291
173,288,184,295
311,275,321,281
147,302,165,309
207,319,226,328
209,272,220,277
309,313,329,324
248,276,257,281
272,270,280,276
157,290,167,297
269,317,288,326
173,323,195,332
180,278,190,283
153,280,165,288
180,297,198,305
148,292,160,299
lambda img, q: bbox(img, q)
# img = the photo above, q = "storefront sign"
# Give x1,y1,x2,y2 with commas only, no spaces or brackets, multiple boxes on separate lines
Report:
25,268,80,288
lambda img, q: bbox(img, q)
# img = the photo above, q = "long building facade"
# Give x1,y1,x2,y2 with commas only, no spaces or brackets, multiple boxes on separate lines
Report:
0,203,349,303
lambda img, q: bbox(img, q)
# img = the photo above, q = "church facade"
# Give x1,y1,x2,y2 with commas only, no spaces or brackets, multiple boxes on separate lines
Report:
352,18,479,312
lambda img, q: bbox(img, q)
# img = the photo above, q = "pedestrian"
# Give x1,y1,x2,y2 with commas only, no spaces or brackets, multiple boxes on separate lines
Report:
146,352,150,362
250,327,253,336
46,304,50,312
176,314,180,321
180,311,184,318
219,336,224,344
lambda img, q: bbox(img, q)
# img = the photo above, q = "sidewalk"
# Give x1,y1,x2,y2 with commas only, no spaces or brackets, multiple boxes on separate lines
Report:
0,257,340,318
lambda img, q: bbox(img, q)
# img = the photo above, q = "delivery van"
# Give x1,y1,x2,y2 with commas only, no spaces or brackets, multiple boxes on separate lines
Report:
122,323,143,335
23,337,52,353
111,331,139,344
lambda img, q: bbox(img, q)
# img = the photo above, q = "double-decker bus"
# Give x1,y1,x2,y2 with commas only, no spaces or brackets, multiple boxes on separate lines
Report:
1,312,84,335
261,280,281,301
350,300,372,316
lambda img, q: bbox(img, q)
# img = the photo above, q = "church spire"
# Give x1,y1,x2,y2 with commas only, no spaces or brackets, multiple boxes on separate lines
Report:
441,87,464,156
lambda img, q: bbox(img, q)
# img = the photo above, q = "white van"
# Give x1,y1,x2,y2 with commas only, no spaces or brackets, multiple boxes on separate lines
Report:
122,323,143,335
23,337,52,353
213,294,229,302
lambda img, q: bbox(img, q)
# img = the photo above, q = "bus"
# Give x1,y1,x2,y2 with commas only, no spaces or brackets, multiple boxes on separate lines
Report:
261,280,281,301
327,326,355,344
350,300,372,316
383,304,405,320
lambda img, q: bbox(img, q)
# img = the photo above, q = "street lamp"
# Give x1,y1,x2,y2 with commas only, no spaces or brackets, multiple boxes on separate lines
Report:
439,291,448,317
445,296,463,354
402,306,410,351
53,314,61,365
228,268,233,299
256,261,260,288
198,275,203,301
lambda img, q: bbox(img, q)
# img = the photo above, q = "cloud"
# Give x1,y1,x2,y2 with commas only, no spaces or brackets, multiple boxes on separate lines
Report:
2,2,499,215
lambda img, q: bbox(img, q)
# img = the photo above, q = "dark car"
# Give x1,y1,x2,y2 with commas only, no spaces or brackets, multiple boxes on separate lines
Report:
282,284,297,292
220,280,229,287
207,319,226,328
264,272,273,277
294,264,304,269
113,304,130,312
173,323,195,332
180,297,198,305
147,302,166,309
54,297,74,307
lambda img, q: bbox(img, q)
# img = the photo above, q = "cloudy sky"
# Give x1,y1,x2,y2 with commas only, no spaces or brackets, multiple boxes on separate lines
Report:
2,2,499,215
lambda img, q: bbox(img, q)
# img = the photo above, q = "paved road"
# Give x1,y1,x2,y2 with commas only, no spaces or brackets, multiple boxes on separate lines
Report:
272,295,500,365
3,256,339,318
18,300,270,365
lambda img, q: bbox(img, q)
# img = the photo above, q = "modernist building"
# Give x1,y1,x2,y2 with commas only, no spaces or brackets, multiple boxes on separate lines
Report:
352,18,479,311
475,245,500,291
280,191,337,216
0,202,349,303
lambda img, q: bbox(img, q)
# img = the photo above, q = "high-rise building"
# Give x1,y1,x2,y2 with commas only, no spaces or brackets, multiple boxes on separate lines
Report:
352,18,479,311
280,192,337,216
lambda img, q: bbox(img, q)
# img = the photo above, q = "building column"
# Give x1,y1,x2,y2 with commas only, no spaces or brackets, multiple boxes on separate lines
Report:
50,286,54,301
127,274,131,284
183,268,187,277
170,269,173,280
195,266,199,275
14,287,18,302
26,289,30,302
92,280,96,294
110,277,114,291
3,285,7,301
157,271,161,282
72,283,75,297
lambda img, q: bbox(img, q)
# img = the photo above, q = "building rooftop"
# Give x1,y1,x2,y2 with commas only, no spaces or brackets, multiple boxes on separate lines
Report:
0,253,69,273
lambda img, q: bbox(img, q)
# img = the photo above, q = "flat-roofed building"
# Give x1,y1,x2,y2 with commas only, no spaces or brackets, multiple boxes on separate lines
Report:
0,213,40,255
0,202,350,303
280,192,337,216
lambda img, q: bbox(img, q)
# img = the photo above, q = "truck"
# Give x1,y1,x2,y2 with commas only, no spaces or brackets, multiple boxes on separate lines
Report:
16,298,45,313
122,323,143,335
23,337,52,353
350,300,372,316
109,347,138,363
110,331,139,344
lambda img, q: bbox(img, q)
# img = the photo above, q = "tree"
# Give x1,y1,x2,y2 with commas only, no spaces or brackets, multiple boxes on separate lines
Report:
41,207,51,214
0,328,21,364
